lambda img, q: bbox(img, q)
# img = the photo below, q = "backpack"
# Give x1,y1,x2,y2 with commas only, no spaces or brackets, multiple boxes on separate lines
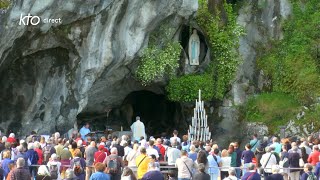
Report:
281,157,289,168
49,164,58,179
272,152,280,164
73,158,84,175
107,156,119,174
307,172,317,180
43,145,52,163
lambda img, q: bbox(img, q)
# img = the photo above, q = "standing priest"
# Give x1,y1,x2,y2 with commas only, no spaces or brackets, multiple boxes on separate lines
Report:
130,116,146,141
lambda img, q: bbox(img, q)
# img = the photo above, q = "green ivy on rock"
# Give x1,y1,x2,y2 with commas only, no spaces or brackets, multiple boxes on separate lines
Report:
258,0,320,105
136,41,181,86
136,22,182,86
167,74,214,102
244,92,300,134
166,0,244,102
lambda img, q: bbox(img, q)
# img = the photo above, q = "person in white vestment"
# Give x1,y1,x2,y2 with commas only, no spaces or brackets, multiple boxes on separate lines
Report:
130,116,146,141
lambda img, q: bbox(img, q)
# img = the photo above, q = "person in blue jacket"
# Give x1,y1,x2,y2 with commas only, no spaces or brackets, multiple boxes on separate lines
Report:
90,162,110,180
241,163,261,180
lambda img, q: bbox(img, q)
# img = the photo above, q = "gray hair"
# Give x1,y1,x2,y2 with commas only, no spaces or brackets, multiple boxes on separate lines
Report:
28,143,34,150
228,167,236,176
1,136,7,143
197,163,206,172
110,147,118,154
17,145,24,152
189,145,196,152
265,146,271,152
17,158,25,168
292,146,298,152
247,163,255,170
272,165,280,174
34,141,40,149
148,162,159,169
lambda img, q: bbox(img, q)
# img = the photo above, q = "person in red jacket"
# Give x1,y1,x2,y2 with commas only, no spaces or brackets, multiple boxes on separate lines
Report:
34,142,43,165
94,145,107,164
307,145,320,166
155,138,165,161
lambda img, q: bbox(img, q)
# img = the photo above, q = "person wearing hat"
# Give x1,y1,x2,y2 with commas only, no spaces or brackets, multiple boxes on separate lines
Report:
7,133,16,144
94,145,107,165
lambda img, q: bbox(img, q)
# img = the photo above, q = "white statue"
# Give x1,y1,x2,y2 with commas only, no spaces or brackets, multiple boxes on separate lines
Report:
130,116,146,141
188,29,200,65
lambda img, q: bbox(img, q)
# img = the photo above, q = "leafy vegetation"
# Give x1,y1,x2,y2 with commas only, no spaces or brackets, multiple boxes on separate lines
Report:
302,104,320,131
244,93,300,134
136,23,182,86
166,0,244,102
136,42,181,86
258,0,320,105
244,0,320,134
0,0,10,9
166,74,214,102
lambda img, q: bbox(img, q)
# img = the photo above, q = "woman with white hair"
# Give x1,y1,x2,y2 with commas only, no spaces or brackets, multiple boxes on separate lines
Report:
266,165,284,180
34,141,43,165
260,146,277,178
47,153,62,180
126,144,140,167
104,147,124,180
25,143,39,178
15,145,29,167
2,136,7,143
54,132,60,144
36,165,51,180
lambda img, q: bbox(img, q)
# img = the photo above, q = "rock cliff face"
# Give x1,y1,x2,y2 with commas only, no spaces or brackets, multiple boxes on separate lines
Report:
0,0,197,136
215,0,292,144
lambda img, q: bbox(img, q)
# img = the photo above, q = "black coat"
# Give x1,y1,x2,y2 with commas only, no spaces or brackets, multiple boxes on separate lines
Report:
193,172,210,180
288,152,300,172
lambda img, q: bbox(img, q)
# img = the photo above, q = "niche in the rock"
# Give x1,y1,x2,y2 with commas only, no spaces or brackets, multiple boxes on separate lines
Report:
76,90,185,137
180,25,208,64
120,90,183,137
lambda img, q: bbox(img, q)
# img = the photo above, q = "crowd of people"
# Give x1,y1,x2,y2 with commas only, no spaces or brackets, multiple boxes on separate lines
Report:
0,123,320,180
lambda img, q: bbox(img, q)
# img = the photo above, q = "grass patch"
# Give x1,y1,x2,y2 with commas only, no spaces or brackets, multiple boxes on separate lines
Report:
244,92,300,134
0,0,10,9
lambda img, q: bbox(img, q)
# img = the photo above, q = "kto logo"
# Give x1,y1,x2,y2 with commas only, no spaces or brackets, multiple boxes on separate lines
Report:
19,13,40,25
